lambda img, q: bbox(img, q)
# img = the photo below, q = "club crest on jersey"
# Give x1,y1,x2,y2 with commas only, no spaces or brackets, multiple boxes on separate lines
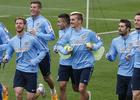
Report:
36,23,40,27
25,42,29,47
129,43,133,48
82,35,86,40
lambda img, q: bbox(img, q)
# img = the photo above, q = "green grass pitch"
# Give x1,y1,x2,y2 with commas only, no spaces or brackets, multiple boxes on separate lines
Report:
0,0,139,99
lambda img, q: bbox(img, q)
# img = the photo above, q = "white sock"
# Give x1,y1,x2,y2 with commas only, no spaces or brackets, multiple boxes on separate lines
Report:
2,85,6,92
51,87,56,95
38,87,43,93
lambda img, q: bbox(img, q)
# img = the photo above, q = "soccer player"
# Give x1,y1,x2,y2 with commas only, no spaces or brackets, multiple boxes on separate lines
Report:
106,19,134,100
2,17,47,100
126,12,140,100
26,1,58,100
0,22,11,68
57,11,103,100
54,13,78,100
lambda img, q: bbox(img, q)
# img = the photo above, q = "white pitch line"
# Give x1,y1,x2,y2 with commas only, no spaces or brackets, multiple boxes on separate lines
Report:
0,15,11,18
97,28,135,35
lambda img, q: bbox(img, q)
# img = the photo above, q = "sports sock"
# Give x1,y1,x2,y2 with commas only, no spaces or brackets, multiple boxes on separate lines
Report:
38,87,43,92
51,87,56,95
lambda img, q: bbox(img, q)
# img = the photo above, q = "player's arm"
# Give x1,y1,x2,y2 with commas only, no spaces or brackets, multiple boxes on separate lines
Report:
56,33,70,55
90,31,103,51
3,41,14,63
35,21,55,41
106,40,117,62
28,38,47,66
0,28,9,51
126,48,135,61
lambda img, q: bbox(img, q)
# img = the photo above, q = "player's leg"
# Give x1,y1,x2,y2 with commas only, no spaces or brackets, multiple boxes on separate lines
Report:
73,67,93,100
57,65,71,100
126,77,132,100
14,87,24,100
25,72,38,100
35,83,46,99
13,69,25,100
132,68,140,100
59,81,67,100
116,75,127,100
39,52,58,100
0,84,3,100
70,66,78,92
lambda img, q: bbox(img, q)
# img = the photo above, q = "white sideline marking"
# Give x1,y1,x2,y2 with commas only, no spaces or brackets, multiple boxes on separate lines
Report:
0,15,11,18
97,28,135,35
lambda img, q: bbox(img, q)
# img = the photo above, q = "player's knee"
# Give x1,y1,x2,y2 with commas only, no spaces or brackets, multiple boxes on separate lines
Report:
43,75,52,82
78,87,86,94
15,92,23,99
133,92,140,100
59,85,66,92
72,87,78,92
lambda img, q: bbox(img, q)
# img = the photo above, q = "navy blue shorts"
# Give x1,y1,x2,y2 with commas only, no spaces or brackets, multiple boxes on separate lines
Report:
73,67,93,87
14,69,37,93
39,52,51,76
116,74,132,96
132,68,140,90
57,64,75,84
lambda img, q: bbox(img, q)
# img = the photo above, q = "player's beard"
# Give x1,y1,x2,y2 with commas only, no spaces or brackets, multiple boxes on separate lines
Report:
16,28,24,33
135,27,140,30
119,31,127,37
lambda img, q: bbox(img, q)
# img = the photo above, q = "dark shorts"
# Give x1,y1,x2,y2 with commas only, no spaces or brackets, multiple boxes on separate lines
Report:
116,74,132,96
73,67,93,88
14,69,37,93
132,68,140,90
57,64,75,84
39,52,51,76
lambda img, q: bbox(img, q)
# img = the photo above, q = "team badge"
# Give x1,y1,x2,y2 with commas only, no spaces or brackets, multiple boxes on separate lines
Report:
82,35,86,40
129,43,133,48
36,23,40,27
25,42,29,47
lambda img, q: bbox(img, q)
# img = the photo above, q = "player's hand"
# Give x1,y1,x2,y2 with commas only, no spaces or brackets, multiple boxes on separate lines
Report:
108,54,111,57
86,43,93,50
2,58,8,63
66,47,73,54
54,49,58,53
30,29,36,36
126,55,131,61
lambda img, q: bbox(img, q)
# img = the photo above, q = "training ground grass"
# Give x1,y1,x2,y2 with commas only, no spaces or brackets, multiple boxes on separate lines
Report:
0,0,139,99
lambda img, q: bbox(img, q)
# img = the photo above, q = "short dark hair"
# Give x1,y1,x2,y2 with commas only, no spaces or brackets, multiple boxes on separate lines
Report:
58,13,70,25
120,19,131,31
31,0,42,8
15,17,26,24
135,12,140,16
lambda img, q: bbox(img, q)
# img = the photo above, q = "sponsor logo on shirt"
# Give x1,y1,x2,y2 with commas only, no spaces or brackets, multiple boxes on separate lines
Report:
71,41,87,46
15,48,30,52
118,49,132,53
